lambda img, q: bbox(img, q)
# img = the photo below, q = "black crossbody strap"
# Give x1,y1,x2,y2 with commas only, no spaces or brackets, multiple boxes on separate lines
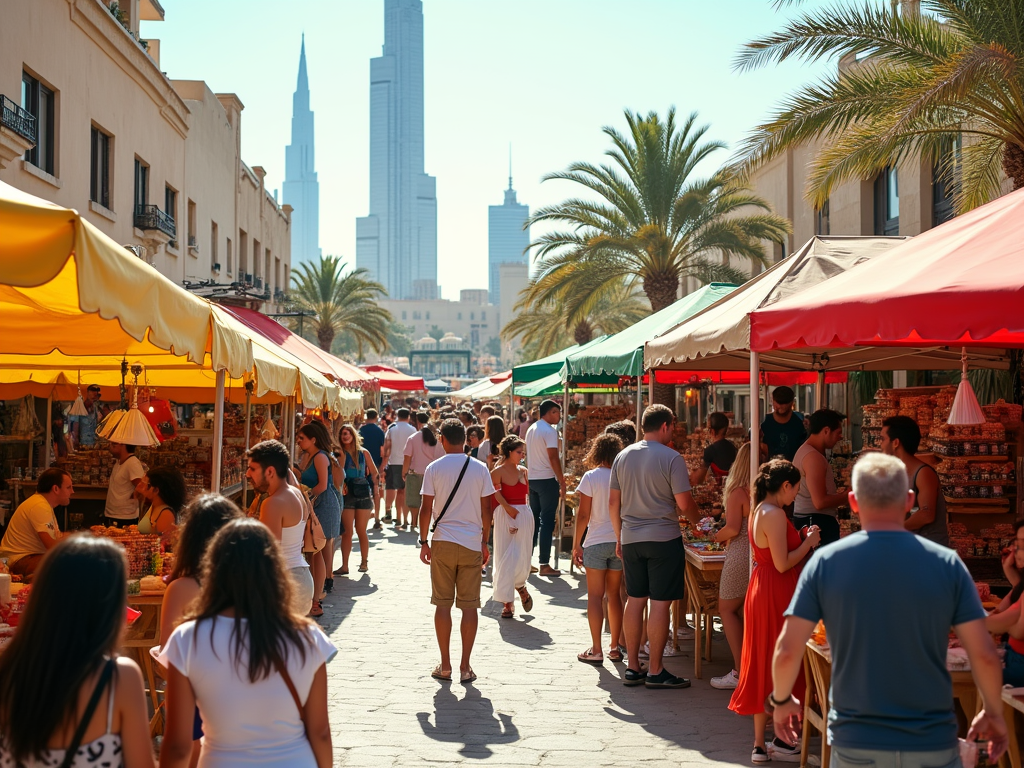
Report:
430,456,472,533
59,658,115,768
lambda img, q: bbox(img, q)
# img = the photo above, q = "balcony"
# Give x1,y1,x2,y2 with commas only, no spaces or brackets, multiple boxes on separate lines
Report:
134,205,176,239
1,95,36,143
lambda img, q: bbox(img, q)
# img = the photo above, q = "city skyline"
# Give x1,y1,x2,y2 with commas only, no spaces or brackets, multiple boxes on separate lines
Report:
283,35,321,266
146,0,832,298
488,153,529,305
356,0,438,301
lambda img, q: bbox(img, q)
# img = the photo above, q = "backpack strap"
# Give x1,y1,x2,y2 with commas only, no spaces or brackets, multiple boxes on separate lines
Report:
430,457,472,533
58,658,115,768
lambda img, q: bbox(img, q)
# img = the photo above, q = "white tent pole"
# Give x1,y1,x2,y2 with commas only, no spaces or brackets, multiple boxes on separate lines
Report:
636,371,644,435
750,353,760,484
212,370,226,493
556,377,569,568
288,396,297,462
242,386,252,509
45,395,53,468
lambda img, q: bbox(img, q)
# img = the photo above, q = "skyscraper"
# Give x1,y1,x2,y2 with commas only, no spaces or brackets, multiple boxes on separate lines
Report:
488,157,529,305
283,35,320,266
356,0,438,300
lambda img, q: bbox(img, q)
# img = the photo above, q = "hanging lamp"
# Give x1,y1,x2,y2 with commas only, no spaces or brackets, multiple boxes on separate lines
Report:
947,348,986,426
68,372,89,417
108,364,159,446
96,408,126,439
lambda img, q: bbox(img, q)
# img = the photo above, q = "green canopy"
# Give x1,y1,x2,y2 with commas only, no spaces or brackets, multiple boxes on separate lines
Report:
562,283,737,379
513,370,621,398
511,335,610,384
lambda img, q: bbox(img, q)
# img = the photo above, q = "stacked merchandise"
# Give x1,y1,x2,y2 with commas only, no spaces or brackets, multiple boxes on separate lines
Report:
678,426,745,517
563,404,632,476
136,439,245,496
54,445,117,485
89,525,162,578
948,522,1015,561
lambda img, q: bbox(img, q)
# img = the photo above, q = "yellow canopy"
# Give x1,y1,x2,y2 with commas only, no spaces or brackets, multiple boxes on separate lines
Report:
0,180,337,407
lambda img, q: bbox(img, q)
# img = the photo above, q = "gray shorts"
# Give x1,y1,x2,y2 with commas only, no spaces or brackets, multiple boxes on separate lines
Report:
583,541,622,570
830,746,960,768
385,464,405,490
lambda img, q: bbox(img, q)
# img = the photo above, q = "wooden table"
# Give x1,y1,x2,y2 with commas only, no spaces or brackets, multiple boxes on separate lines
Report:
1002,689,1024,768
682,546,724,679
123,594,164,713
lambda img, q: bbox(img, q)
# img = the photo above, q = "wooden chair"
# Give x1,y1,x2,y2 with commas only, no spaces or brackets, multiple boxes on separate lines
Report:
683,560,720,678
800,647,832,768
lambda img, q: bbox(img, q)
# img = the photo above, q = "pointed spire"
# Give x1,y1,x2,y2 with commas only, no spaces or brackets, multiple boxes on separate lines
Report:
508,143,513,190
297,33,309,94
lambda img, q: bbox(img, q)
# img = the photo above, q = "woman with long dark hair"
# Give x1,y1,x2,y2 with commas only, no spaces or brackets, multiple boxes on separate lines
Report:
729,460,820,763
336,424,379,575
0,536,155,768
479,415,506,471
297,421,341,610
159,519,336,768
400,413,443,533
138,464,188,545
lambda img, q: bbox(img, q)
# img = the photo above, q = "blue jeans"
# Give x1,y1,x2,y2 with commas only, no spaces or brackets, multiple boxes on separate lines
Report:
529,478,560,566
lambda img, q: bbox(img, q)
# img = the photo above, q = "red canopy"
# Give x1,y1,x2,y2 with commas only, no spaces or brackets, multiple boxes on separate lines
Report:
219,306,378,390
653,370,847,386
490,371,512,384
360,364,426,392
750,187,1024,354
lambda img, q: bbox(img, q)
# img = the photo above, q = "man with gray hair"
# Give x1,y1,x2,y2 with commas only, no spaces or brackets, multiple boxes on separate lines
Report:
769,453,1006,768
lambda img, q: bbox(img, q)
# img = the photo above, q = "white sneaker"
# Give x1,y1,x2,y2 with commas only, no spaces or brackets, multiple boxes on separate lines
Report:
710,669,739,689
676,626,695,640
638,641,650,659
751,747,770,764
662,642,682,657
768,740,802,763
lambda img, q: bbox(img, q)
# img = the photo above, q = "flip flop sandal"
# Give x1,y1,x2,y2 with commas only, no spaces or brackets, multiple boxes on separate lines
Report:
517,587,534,613
430,665,452,681
460,669,477,684
333,567,350,576
501,605,514,619
309,601,324,618
577,649,604,665
608,648,624,663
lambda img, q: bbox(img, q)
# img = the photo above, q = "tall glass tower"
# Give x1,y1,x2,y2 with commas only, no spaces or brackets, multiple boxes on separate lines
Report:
356,0,438,300
488,158,529,304
283,35,320,266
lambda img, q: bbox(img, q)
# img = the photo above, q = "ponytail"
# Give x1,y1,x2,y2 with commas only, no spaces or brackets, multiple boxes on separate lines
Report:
753,459,801,505
416,411,436,446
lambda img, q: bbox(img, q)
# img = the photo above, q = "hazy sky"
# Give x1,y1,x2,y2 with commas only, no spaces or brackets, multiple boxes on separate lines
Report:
146,0,831,298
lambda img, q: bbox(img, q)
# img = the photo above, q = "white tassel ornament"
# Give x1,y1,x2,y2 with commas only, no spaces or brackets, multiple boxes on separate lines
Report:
947,348,985,426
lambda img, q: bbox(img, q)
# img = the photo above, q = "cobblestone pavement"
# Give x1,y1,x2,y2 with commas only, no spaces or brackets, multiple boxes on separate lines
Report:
319,526,756,768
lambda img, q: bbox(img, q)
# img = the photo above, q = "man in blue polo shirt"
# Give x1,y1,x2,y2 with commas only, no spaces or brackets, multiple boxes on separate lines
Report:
359,409,387,530
770,453,1006,768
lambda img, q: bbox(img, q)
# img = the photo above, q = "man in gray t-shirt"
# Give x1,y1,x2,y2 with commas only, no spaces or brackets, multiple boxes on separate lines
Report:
610,404,699,690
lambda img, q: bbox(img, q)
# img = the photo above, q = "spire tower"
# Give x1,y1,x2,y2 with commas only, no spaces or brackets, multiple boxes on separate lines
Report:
283,34,320,265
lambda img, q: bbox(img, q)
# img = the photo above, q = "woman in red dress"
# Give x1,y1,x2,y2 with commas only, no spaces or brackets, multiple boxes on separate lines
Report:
729,459,820,763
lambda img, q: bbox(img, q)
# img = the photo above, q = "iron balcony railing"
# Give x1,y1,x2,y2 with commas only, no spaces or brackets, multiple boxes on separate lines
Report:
0,95,36,144
134,205,176,239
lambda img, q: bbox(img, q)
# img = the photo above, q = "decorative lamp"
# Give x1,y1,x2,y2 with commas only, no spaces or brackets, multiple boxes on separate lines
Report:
96,408,126,439
68,374,89,417
108,365,160,447
947,348,986,426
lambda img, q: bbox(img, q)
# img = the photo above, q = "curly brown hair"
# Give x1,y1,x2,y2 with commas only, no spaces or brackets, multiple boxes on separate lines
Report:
584,433,623,470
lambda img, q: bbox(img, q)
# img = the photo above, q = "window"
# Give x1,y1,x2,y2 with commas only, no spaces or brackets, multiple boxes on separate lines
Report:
815,200,830,236
165,186,178,247
874,166,899,235
134,158,149,213
22,72,55,174
226,237,233,275
457,312,462,320
264,248,271,287
470,312,475,321
425,311,430,320
481,310,486,321
90,126,111,209
239,230,248,275
402,311,407,320
275,257,281,293
253,239,261,276
413,311,422,320
187,199,196,250
211,222,219,270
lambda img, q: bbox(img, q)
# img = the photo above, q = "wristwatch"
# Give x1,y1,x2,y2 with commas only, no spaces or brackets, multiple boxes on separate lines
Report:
418,539,428,546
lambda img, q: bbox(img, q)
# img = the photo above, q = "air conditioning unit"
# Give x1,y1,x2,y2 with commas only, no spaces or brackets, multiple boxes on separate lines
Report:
244,273,253,284
212,262,221,272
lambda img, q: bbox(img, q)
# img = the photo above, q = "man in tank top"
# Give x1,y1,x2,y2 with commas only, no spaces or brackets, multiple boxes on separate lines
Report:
880,416,949,547
792,409,848,547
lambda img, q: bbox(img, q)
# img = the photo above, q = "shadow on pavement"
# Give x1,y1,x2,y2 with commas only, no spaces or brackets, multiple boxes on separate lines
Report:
319,574,379,633
417,683,519,758
524,571,587,611
485,606,554,650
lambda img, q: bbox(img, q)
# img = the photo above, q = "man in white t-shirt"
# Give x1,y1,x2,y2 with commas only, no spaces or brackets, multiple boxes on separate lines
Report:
525,399,564,577
418,418,495,684
382,408,417,526
104,442,145,526
0,468,72,579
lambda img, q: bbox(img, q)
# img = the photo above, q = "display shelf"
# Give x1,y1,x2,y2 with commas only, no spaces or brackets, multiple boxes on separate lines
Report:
934,455,1010,462
948,508,1014,515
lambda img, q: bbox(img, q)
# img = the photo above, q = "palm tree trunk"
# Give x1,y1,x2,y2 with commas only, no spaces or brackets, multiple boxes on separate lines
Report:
1004,143,1024,190
573,320,594,345
316,325,335,353
642,271,680,408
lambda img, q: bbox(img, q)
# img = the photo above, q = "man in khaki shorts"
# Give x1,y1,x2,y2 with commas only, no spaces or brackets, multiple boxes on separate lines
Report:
418,418,494,684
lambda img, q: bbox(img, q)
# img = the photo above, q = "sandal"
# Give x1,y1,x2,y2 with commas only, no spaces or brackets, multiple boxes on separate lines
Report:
516,586,534,613
608,647,624,663
358,562,368,573
577,648,604,665
501,603,514,619
460,668,477,684
309,600,324,618
333,567,350,576
430,665,452,681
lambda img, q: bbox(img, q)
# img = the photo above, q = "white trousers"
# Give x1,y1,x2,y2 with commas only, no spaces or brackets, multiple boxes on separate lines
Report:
493,503,535,603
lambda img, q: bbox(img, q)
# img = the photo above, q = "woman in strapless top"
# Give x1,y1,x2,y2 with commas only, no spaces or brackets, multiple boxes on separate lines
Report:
490,435,535,619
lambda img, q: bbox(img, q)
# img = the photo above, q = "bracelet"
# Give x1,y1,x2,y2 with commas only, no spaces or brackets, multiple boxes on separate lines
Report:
769,692,794,707
418,539,428,546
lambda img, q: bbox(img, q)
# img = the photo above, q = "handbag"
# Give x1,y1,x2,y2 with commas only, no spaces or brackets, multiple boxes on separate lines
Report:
430,456,471,533
299,489,327,554
345,452,372,500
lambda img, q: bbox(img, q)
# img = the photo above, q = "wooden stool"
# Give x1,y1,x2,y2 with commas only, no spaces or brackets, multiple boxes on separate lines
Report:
684,560,720,678
800,647,832,768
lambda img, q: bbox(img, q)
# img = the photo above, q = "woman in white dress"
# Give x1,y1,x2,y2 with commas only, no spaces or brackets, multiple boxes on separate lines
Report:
159,519,337,768
490,435,535,618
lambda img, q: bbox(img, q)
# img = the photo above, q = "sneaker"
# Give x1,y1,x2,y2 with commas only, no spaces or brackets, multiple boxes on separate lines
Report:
768,739,801,763
530,565,539,573
372,521,382,530
383,513,393,523
676,626,695,640
644,668,690,689
638,641,650,660
710,669,739,690
661,642,682,657
751,747,770,764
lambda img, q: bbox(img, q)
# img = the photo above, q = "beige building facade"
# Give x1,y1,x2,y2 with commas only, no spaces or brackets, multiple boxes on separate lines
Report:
0,0,290,306
380,289,499,354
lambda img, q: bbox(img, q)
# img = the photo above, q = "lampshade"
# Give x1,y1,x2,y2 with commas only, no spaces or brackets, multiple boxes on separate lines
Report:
107,408,159,446
947,348,986,426
68,392,89,417
96,409,126,439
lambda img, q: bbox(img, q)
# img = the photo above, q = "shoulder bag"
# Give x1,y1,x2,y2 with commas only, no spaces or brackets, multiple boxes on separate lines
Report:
299,488,327,554
275,658,311,745
429,456,472,533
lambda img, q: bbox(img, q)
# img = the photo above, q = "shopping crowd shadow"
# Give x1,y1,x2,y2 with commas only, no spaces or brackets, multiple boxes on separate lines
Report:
525,569,587,611
417,682,519,758
482,601,554,650
318,574,378,634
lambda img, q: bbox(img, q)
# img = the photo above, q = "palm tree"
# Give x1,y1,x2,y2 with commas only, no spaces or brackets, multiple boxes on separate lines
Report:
289,256,392,356
735,0,1024,212
526,108,791,313
502,278,650,361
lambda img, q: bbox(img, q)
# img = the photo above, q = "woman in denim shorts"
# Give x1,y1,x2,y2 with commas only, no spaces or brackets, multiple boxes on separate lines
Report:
571,433,625,664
